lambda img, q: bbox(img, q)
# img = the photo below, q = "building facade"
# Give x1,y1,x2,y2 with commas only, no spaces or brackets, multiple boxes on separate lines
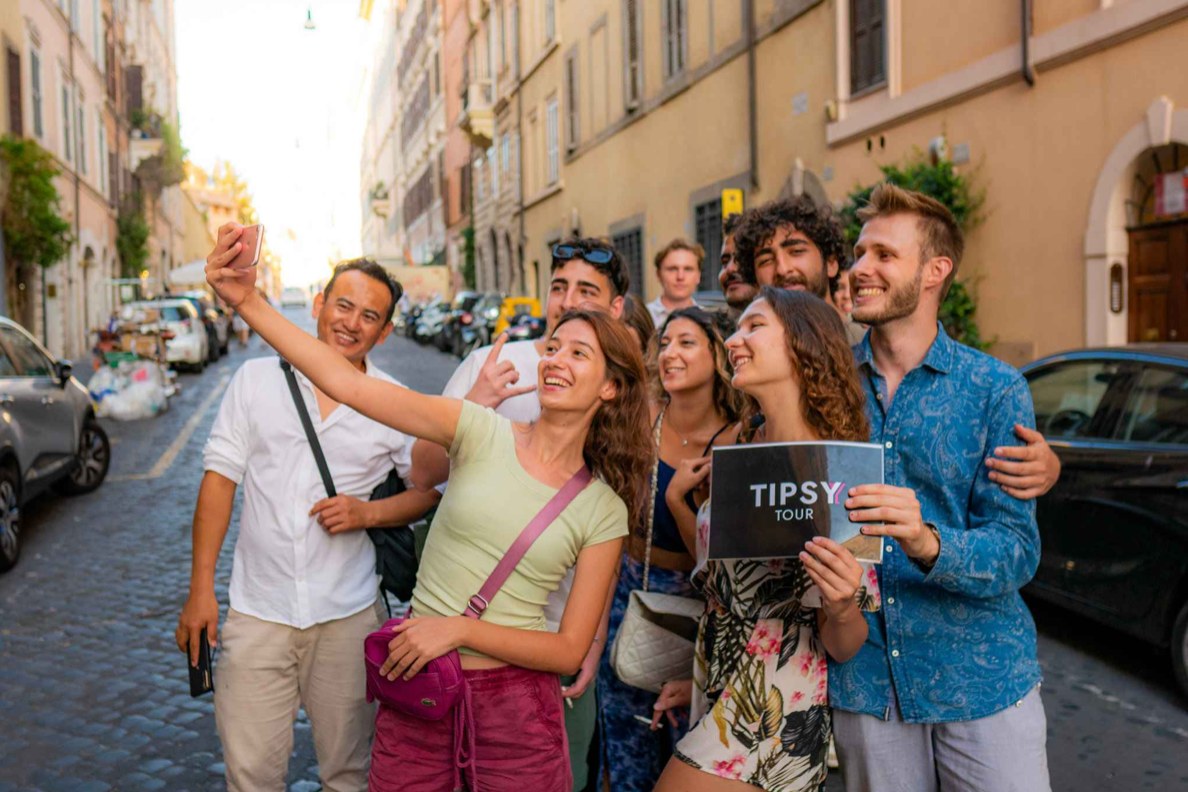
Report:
5,0,186,360
360,0,452,280
506,0,1188,361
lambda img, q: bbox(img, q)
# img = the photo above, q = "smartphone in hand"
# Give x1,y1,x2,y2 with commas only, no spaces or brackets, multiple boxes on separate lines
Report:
188,631,215,697
229,224,264,269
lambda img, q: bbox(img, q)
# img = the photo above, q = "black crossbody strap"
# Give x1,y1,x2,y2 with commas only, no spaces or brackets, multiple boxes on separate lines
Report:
280,359,337,498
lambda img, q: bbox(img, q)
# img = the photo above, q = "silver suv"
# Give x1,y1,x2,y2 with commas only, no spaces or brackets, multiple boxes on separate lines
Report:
0,316,111,572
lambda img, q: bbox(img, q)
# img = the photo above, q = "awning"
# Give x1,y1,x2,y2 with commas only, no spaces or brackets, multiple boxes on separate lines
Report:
167,259,209,287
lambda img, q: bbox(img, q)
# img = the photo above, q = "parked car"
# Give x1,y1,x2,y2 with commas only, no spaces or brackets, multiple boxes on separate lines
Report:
281,287,310,308
437,291,483,352
121,299,209,372
492,296,541,337
1022,344,1188,695
504,313,546,342
0,316,111,572
177,291,230,360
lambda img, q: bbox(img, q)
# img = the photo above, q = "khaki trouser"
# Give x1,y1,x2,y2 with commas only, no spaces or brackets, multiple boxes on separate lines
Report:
214,602,384,792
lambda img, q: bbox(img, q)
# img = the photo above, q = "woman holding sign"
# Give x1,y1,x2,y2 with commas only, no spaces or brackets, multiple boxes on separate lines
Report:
598,307,743,791
205,229,652,792
657,287,880,792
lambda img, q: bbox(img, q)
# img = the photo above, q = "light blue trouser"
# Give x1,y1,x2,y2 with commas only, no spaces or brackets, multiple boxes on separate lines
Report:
832,685,1051,792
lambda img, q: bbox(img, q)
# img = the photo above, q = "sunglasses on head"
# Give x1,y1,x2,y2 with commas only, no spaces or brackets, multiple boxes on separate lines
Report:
553,243,614,265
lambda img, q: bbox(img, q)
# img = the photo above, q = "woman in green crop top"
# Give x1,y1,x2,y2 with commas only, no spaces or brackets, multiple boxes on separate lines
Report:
207,244,653,792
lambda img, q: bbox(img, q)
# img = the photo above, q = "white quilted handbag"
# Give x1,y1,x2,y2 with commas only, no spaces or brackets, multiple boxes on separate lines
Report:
610,408,705,693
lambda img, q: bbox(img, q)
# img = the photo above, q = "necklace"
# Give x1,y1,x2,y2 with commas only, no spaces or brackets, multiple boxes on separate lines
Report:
665,414,694,447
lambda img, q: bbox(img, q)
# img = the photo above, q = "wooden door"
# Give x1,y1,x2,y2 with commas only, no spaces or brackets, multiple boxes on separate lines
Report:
1127,222,1188,342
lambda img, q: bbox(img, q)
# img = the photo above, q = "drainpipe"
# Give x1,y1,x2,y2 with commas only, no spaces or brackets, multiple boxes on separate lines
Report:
745,0,758,190
1021,0,1036,87
517,65,525,294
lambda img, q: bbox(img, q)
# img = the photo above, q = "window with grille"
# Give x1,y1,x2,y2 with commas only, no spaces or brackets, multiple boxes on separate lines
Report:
612,228,645,297
662,0,686,80
546,96,559,185
61,80,72,162
694,199,723,292
564,52,579,151
77,99,87,174
849,0,885,95
622,0,641,110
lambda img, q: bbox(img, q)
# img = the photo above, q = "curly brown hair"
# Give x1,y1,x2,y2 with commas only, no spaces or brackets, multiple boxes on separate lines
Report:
734,196,847,294
553,309,655,530
745,287,869,442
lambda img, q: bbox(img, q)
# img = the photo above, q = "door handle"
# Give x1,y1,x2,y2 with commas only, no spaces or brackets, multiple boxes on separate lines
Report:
41,396,55,406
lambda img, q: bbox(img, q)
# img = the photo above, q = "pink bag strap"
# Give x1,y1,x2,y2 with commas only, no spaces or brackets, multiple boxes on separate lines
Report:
463,466,593,619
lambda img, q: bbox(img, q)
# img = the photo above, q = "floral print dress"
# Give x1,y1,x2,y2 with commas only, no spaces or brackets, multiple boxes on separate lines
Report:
674,501,881,791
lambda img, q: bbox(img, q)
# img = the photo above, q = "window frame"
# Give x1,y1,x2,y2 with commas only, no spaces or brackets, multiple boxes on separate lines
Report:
661,0,687,81
1026,358,1134,441
611,227,645,298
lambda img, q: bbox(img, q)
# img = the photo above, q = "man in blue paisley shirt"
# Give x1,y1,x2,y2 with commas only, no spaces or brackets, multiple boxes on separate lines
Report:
830,184,1052,791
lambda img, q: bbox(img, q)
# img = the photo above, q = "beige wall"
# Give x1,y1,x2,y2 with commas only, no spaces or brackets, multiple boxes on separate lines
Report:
516,0,1188,362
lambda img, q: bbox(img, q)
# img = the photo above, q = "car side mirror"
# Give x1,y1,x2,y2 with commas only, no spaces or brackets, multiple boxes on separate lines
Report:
55,359,73,387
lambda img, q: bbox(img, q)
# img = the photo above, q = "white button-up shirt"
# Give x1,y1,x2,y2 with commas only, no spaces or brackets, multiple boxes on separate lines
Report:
203,356,415,629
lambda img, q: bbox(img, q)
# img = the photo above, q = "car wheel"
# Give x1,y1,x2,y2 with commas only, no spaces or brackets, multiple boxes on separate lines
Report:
0,466,20,573
57,420,111,496
1173,600,1188,699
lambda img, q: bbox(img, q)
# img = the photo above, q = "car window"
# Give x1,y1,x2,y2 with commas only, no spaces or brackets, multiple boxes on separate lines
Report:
1027,359,1125,439
1115,366,1188,445
159,306,184,322
0,327,54,376
0,345,17,377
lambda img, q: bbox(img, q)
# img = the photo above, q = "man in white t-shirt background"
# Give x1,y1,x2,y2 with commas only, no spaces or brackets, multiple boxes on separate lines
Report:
646,238,703,328
409,237,628,790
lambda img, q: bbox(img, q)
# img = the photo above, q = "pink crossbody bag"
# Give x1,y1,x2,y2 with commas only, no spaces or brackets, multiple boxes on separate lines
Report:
363,467,593,779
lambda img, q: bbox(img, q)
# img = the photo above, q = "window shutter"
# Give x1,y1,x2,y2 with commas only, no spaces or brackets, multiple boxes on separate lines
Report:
850,0,886,95
125,64,143,116
624,0,640,108
6,47,22,136
565,55,579,150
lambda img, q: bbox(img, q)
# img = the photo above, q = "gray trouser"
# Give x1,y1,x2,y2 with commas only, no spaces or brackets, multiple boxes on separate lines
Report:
832,685,1051,792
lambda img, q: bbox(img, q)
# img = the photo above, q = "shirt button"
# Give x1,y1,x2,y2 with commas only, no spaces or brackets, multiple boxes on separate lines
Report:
891,650,900,658
887,597,895,605
876,393,883,400
884,441,893,449
886,544,894,553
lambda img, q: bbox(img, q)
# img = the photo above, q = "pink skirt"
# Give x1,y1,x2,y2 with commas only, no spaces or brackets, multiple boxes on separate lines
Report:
369,664,571,792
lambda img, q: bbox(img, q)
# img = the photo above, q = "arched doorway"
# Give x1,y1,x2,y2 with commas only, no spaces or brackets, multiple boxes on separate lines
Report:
1084,97,1188,346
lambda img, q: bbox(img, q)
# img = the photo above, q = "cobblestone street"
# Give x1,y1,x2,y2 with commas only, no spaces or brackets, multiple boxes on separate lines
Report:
0,309,1186,791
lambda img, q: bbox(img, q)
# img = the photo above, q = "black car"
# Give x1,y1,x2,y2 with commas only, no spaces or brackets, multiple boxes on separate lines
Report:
1022,344,1188,695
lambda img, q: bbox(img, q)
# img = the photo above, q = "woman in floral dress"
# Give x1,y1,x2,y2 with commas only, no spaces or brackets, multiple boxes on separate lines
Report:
657,288,881,791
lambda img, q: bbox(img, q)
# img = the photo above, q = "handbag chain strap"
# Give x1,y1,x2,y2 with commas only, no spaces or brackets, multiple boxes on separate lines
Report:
642,407,665,593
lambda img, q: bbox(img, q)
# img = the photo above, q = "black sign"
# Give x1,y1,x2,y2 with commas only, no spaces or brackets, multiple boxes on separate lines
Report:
708,441,884,563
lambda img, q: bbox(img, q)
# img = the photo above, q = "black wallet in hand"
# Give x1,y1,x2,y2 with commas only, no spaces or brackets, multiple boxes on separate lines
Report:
188,632,215,697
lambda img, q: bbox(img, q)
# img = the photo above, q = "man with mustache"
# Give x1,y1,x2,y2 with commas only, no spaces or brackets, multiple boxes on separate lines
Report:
717,213,757,322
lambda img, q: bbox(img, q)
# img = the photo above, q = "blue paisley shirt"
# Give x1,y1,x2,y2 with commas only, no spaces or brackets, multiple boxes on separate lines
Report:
829,323,1042,724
